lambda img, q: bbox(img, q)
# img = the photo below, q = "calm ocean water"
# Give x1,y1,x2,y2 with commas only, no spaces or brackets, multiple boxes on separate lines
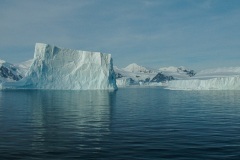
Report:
0,88,240,159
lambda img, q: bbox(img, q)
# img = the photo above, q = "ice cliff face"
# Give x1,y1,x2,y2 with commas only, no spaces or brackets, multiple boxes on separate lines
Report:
4,43,117,90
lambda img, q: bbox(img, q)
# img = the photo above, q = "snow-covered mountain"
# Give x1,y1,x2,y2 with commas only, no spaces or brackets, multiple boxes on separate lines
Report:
159,66,196,78
15,59,33,76
167,67,240,90
3,43,117,90
0,59,23,83
114,63,195,87
123,63,156,73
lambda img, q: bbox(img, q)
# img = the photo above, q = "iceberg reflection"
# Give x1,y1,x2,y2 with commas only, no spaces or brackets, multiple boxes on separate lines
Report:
0,90,116,155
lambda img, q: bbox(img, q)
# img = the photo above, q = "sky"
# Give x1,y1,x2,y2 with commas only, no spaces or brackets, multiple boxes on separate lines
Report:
0,0,240,70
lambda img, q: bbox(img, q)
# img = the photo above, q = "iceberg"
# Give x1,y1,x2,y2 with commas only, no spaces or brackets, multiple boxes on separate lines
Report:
3,43,117,90
167,76,240,90
167,67,240,90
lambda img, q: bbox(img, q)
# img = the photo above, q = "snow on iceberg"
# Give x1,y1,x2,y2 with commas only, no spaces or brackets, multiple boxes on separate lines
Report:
4,43,117,90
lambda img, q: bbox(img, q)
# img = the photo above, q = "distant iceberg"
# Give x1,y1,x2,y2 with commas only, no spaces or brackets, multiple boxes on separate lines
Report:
167,67,240,90
3,43,117,90
167,76,240,90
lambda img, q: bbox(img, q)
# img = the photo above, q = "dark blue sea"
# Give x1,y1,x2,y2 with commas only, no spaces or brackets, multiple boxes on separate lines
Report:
0,88,240,159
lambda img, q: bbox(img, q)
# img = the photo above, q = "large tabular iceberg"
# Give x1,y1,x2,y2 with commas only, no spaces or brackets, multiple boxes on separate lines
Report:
4,43,117,90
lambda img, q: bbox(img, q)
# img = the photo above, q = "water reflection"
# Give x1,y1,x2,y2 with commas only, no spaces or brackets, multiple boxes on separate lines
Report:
0,90,116,158
1,89,240,159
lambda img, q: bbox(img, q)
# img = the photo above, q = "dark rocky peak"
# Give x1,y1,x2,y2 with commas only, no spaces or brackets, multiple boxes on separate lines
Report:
150,73,174,83
0,60,23,81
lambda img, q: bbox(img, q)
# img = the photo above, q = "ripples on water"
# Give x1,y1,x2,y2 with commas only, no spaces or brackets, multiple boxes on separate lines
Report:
0,88,240,159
